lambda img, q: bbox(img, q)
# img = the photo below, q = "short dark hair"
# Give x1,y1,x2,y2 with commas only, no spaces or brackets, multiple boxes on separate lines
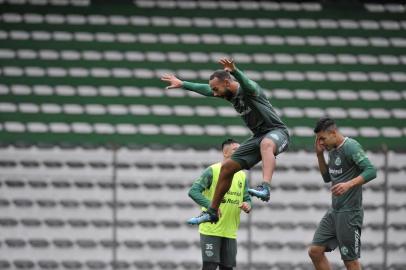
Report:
221,138,238,150
210,70,232,81
314,117,337,133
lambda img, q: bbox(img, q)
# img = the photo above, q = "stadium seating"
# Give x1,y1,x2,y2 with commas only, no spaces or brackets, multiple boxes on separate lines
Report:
1,143,405,269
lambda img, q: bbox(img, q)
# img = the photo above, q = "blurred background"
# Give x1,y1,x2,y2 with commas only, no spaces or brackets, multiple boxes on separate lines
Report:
0,0,405,269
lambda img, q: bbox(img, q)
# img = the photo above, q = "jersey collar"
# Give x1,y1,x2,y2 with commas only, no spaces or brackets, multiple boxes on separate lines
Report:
336,137,348,150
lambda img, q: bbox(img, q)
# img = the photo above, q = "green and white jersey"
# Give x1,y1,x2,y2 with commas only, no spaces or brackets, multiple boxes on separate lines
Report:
182,68,287,135
326,137,376,212
228,69,287,135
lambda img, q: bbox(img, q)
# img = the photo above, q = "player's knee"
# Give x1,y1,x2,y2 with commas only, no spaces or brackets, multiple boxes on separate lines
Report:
220,160,240,177
308,245,324,260
343,259,360,270
220,163,235,177
260,138,276,153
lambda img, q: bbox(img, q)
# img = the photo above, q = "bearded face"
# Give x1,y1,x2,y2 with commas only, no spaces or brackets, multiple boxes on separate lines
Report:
209,77,234,100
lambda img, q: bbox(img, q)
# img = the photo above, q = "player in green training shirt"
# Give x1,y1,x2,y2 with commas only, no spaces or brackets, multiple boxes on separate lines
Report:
187,139,251,270
308,117,377,270
161,58,289,224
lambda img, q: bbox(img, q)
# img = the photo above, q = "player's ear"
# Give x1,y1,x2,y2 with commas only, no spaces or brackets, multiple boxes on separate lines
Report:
222,145,229,157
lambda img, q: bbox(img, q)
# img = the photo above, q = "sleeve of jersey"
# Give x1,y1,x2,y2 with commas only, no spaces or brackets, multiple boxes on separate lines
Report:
182,81,214,97
243,177,252,208
321,172,332,183
230,68,260,96
188,167,213,209
347,141,377,183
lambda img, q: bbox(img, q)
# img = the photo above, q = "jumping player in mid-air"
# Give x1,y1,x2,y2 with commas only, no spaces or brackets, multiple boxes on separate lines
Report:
161,58,290,224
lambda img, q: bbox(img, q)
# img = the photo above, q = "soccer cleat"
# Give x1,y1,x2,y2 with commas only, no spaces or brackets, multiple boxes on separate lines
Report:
187,210,219,225
248,184,270,202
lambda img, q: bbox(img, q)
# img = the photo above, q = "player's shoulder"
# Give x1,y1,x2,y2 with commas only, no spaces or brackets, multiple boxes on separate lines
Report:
344,137,362,148
343,137,364,154
209,162,222,169
203,165,216,174
208,162,222,173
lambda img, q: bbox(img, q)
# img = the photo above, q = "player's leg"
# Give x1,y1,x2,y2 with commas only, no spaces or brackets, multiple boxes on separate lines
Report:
187,158,241,224
202,262,218,270
219,237,236,270
343,259,361,270
201,234,221,270
249,129,289,201
308,245,332,270
337,211,363,270
210,159,242,210
259,137,276,186
191,136,261,224
309,211,337,270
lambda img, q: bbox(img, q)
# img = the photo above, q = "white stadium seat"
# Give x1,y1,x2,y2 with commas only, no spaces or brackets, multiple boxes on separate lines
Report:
143,87,164,97
348,108,370,119
138,124,160,135
100,86,120,97
71,122,93,134
116,124,137,135
94,123,115,134
359,90,381,101
369,108,391,119
392,109,406,119
326,107,347,118
381,127,402,138
19,103,39,113
49,122,70,133
183,125,204,135
359,127,380,137
316,90,337,100
205,125,226,136
41,103,62,114
160,124,182,135
26,122,48,133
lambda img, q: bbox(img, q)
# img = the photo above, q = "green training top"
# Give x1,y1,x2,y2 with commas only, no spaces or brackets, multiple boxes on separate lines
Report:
182,68,287,135
188,162,251,239
322,137,377,212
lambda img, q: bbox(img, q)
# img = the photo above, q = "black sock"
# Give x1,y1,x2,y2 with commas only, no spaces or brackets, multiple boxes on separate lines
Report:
261,182,271,189
207,207,218,216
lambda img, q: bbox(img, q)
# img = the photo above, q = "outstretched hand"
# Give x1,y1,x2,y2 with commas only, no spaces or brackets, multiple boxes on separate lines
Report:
219,58,236,72
160,74,183,89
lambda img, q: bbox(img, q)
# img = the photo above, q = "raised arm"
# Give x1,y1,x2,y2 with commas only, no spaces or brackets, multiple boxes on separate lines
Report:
315,137,331,183
161,74,213,97
218,58,260,96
